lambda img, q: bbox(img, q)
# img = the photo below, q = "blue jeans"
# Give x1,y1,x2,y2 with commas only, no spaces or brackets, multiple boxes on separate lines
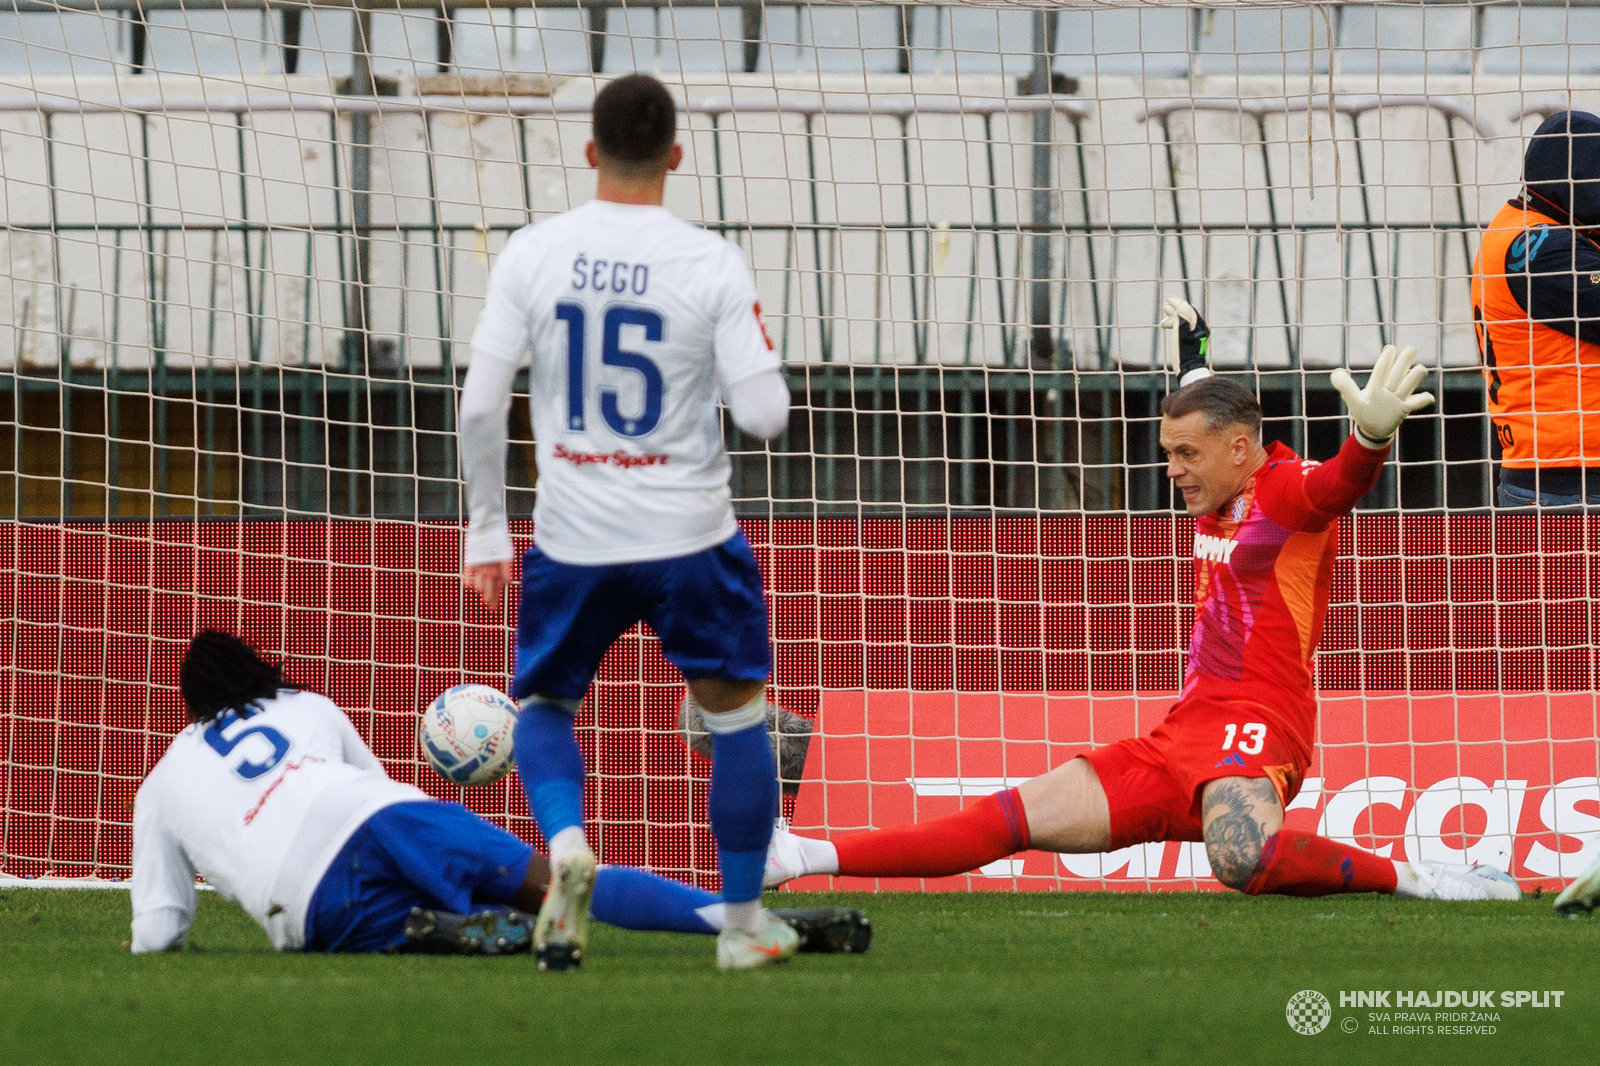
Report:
1497,481,1600,509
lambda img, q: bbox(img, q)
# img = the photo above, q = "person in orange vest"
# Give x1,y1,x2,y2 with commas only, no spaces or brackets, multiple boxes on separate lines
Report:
1472,110,1600,506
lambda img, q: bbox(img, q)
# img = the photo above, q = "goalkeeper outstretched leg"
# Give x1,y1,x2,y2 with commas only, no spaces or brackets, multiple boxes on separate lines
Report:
764,752,1520,902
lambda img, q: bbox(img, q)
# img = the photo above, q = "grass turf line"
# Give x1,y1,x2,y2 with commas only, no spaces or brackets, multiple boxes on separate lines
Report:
1,887,1596,1066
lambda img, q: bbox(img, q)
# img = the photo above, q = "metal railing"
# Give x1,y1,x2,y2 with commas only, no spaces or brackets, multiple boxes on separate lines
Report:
1,221,1495,519
0,89,1498,518
4,2,1597,79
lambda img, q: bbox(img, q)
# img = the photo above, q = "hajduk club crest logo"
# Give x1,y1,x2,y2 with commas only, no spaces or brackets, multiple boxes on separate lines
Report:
1286,990,1332,1035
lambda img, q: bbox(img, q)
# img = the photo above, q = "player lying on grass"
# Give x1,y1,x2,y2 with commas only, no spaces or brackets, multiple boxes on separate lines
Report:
765,300,1521,903
131,630,870,957
458,74,798,969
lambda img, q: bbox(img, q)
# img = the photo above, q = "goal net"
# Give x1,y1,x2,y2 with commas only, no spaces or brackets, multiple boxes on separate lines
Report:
2,1,1597,894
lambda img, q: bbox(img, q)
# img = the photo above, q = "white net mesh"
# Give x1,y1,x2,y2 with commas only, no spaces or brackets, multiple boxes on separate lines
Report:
2,1,1598,892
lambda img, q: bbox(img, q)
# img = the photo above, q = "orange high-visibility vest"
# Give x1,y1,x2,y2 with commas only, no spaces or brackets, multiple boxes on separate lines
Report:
1471,201,1600,466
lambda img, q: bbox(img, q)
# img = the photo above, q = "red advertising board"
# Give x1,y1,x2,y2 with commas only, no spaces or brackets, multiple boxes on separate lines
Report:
788,690,1600,892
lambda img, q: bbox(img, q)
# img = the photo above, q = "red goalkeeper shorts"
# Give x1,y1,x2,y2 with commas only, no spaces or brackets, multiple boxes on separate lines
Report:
1080,697,1313,851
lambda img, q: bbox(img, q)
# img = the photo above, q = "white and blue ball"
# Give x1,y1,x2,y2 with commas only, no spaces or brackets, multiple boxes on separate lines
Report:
419,684,518,786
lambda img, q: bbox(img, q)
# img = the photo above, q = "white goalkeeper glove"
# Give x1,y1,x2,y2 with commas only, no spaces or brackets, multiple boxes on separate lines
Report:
1160,296,1213,386
1329,344,1435,449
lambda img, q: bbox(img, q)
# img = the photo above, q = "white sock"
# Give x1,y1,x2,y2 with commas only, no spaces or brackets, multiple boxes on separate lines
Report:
1392,860,1423,898
797,836,840,876
723,898,765,936
549,826,588,864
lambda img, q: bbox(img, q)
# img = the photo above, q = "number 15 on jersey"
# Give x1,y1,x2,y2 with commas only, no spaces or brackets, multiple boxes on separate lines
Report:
556,301,665,438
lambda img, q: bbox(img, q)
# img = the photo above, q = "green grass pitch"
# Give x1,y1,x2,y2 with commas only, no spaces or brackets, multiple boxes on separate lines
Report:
2,888,1596,1066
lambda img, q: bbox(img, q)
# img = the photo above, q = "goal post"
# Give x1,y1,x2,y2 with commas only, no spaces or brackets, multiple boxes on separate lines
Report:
2,1,1598,894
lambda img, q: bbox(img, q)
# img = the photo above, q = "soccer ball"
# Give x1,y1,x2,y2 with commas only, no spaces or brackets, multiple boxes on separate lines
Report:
419,684,518,786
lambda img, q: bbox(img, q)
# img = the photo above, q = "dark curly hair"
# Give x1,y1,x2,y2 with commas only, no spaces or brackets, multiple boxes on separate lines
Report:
179,629,294,723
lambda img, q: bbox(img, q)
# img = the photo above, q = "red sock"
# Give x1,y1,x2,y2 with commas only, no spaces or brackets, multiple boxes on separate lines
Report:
834,788,1031,878
1242,829,1398,896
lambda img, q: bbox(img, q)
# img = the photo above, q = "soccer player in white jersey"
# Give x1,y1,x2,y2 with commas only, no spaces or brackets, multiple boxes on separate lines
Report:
131,631,871,956
457,74,796,970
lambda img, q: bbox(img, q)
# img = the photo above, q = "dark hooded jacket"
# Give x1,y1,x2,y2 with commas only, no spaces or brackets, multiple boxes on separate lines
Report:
1505,110,1600,345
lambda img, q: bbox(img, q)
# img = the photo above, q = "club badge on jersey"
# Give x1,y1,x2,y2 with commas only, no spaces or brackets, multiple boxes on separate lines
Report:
753,301,775,351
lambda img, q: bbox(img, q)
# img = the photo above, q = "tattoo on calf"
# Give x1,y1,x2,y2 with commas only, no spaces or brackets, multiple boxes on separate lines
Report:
1202,779,1277,889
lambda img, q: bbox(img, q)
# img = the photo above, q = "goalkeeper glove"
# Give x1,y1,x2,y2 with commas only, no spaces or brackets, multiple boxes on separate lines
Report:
1329,344,1435,449
1160,296,1212,386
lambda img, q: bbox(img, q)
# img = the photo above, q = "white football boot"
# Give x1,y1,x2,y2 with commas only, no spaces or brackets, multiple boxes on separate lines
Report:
1553,853,1600,916
716,910,801,970
535,843,597,971
1403,861,1522,902
763,823,811,889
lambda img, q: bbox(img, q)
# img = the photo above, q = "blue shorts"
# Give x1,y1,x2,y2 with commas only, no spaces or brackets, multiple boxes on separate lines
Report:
513,530,772,702
303,801,533,953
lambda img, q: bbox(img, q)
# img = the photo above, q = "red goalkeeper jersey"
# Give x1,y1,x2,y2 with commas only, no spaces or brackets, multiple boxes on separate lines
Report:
1182,436,1388,739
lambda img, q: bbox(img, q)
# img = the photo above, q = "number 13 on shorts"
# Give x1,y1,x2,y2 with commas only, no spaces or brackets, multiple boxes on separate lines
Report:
1221,722,1267,755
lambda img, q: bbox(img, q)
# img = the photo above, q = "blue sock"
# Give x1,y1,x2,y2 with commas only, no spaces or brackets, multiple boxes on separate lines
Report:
513,700,585,842
708,720,778,904
590,866,721,935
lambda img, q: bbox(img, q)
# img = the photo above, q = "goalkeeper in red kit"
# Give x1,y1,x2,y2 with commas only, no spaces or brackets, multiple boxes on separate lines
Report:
765,299,1522,903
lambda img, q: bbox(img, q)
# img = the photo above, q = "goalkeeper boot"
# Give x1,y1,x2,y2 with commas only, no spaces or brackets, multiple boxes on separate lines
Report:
763,825,816,889
402,906,534,956
535,843,597,971
1553,853,1600,916
771,907,872,954
1403,861,1522,901
716,909,801,970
